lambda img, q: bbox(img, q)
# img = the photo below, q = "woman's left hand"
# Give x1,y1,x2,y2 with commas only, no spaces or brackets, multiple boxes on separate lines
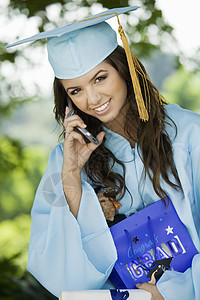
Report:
136,283,164,300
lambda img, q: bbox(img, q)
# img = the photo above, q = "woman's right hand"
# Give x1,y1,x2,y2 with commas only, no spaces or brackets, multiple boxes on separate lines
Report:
62,106,105,175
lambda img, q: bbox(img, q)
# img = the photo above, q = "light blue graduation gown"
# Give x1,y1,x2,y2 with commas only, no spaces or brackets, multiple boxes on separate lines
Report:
27,104,200,299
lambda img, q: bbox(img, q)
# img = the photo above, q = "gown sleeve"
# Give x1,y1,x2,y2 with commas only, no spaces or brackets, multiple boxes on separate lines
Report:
26,144,117,298
157,145,200,300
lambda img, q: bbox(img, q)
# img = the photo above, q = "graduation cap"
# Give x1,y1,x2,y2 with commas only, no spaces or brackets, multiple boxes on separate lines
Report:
6,6,149,121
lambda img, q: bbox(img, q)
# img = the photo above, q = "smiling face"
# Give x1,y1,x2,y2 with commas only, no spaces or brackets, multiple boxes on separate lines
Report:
61,61,128,129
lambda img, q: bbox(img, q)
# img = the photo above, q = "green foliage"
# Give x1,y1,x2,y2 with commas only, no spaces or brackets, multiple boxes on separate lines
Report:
0,214,30,276
0,136,24,183
0,213,57,299
0,255,57,300
0,135,49,221
9,0,67,18
127,0,174,59
162,67,200,112
0,73,30,124
0,41,19,63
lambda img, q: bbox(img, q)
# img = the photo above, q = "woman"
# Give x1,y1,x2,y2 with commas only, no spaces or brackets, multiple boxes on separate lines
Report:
6,6,200,300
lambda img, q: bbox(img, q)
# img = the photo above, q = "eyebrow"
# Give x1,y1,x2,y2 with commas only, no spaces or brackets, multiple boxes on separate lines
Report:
66,69,108,92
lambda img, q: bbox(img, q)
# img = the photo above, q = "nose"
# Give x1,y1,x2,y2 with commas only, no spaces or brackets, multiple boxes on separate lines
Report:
86,87,102,107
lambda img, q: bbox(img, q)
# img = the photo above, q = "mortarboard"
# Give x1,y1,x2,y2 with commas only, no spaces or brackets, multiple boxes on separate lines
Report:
6,6,150,121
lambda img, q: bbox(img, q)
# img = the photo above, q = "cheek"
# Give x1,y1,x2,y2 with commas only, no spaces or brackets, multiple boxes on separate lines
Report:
70,96,87,112
106,76,127,96
115,78,127,100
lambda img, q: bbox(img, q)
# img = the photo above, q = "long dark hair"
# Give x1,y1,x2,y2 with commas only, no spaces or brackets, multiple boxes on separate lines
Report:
53,45,181,203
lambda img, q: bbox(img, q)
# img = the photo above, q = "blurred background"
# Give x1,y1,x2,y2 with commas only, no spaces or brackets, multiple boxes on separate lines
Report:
0,0,200,299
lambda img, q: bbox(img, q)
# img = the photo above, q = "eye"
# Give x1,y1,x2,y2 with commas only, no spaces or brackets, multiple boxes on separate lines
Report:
70,88,81,95
95,76,107,83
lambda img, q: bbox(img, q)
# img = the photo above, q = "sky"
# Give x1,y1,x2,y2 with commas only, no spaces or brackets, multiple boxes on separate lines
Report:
156,0,200,56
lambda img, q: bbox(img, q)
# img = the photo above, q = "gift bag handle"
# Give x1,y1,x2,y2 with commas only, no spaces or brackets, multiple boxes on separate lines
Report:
124,216,158,271
110,289,129,299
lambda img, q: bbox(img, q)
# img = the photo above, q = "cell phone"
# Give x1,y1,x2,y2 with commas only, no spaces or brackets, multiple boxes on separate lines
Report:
66,97,99,145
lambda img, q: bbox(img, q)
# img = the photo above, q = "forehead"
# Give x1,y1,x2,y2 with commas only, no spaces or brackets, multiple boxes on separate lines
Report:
61,60,114,87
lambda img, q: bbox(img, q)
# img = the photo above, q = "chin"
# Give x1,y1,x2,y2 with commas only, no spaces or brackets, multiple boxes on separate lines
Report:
101,113,121,127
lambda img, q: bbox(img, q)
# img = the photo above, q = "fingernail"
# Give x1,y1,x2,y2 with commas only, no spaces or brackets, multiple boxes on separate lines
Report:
136,283,142,288
81,123,87,127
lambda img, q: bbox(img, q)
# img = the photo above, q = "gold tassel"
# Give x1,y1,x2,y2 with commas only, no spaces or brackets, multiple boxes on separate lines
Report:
115,16,149,121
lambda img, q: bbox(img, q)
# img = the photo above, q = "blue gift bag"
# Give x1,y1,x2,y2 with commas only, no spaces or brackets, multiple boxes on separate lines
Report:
109,197,198,288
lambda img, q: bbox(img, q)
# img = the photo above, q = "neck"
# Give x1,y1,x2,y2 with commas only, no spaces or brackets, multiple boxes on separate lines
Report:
103,100,129,133
103,101,137,148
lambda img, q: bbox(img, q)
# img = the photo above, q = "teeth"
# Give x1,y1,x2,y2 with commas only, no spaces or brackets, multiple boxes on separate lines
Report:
94,101,109,111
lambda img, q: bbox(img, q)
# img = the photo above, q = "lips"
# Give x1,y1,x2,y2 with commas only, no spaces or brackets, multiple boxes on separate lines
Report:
93,99,111,115
93,99,110,111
